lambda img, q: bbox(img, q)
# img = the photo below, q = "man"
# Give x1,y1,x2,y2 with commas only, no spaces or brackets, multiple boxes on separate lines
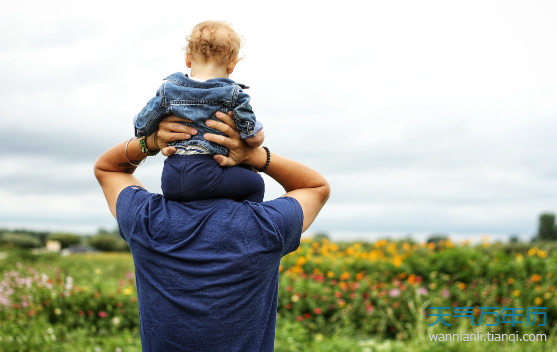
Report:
94,112,330,351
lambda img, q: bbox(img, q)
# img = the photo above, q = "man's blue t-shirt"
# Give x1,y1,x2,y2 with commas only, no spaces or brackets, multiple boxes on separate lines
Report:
116,186,303,352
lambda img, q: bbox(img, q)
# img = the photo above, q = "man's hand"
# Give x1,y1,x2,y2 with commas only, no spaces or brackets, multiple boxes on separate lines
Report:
156,116,197,156
204,111,262,167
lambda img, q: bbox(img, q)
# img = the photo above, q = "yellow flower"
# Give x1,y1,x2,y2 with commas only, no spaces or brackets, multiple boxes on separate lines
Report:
327,271,335,278
544,292,551,299
427,243,436,250
537,250,547,258
123,288,133,295
393,255,402,268
94,269,102,275
291,295,299,303
457,282,466,290
507,278,515,285
387,243,397,255
513,290,521,297
534,297,543,305
528,248,538,256
516,253,524,262
279,265,283,273
339,272,350,281
54,308,62,315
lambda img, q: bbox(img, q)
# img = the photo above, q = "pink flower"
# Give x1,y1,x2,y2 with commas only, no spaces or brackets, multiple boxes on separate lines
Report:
388,289,401,297
98,311,107,318
441,289,450,298
417,287,428,296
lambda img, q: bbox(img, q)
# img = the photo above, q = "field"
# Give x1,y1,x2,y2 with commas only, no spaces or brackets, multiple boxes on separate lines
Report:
0,238,556,351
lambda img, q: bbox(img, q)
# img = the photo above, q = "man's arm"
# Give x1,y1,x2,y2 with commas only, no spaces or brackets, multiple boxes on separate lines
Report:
205,113,330,232
94,117,197,218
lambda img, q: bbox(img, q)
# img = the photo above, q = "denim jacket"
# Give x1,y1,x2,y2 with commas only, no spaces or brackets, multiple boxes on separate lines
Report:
134,72,262,156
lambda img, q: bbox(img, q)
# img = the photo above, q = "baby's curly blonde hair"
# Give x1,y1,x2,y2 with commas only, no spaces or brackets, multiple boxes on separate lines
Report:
184,21,243,64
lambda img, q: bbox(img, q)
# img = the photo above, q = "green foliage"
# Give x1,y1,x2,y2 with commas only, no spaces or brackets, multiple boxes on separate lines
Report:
88,234,129,252
313,232,330,241
48,233,82,249
427,234,448,244
1,242,557,351
0,233,42,249
537,213,557,241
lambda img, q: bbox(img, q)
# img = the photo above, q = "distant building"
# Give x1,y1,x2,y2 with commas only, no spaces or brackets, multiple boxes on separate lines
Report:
67,244,99,253
46,240,61,252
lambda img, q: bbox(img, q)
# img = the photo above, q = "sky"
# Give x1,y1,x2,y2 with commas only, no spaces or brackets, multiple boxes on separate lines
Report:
1,0,556,241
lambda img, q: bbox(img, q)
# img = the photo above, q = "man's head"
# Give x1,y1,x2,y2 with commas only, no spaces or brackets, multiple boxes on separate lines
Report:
185,21,243,74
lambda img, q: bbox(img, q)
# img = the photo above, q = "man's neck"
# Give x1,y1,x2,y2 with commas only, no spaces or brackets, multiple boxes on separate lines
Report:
190,61,230,81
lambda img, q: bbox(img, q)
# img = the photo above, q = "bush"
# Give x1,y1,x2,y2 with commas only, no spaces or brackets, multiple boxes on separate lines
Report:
88,235,129,252
0,233,41,249
49,233,82,249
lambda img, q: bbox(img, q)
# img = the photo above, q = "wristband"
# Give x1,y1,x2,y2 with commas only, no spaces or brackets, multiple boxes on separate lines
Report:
254,146,270,173
153,131,160,150
139,136,160,156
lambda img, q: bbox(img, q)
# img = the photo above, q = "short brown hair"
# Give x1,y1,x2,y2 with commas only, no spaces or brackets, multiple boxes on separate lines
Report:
185,21,243,64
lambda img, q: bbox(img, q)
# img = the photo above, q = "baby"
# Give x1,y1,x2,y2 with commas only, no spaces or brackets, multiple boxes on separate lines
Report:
134,21,265,202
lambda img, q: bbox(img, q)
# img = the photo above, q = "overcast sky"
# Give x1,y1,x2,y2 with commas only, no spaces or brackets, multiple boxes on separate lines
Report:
1,0,556,241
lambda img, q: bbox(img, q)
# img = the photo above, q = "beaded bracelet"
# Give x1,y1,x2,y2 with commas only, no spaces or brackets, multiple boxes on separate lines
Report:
139,136,160,156
255,146,271,173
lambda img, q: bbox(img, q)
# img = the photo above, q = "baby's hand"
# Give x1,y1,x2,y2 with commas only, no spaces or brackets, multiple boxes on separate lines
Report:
245,129,265,148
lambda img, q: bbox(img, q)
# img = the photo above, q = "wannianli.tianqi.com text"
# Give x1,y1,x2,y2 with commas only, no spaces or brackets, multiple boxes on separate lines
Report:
429,331,547,343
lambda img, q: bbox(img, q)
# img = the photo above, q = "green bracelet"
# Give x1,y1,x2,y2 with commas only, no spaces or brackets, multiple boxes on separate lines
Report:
139,136,160,156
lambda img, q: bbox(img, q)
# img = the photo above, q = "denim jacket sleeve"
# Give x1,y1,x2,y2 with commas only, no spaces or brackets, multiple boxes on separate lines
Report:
134,84,166,137
233,90,263,139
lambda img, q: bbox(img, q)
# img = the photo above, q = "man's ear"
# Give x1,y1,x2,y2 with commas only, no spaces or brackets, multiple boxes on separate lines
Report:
185,53,192,68
227,59,238,74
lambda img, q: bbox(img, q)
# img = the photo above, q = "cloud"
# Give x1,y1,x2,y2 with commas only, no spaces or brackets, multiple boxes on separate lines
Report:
1,0,556,236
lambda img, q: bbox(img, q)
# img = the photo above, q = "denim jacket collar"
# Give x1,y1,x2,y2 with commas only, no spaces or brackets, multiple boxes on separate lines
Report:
164,72,250,89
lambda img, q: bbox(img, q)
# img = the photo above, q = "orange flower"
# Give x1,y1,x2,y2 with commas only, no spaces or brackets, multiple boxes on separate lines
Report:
532,274,541,282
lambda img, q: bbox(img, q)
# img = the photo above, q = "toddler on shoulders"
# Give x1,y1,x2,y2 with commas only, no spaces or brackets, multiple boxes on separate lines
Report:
134,21,265,202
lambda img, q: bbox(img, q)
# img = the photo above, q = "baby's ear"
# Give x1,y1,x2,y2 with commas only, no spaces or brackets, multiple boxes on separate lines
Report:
185,53,192,68
227,59,238,74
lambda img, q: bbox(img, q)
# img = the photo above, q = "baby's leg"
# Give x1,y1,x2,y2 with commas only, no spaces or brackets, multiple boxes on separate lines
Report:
216,165,265,202
161,155,264,202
